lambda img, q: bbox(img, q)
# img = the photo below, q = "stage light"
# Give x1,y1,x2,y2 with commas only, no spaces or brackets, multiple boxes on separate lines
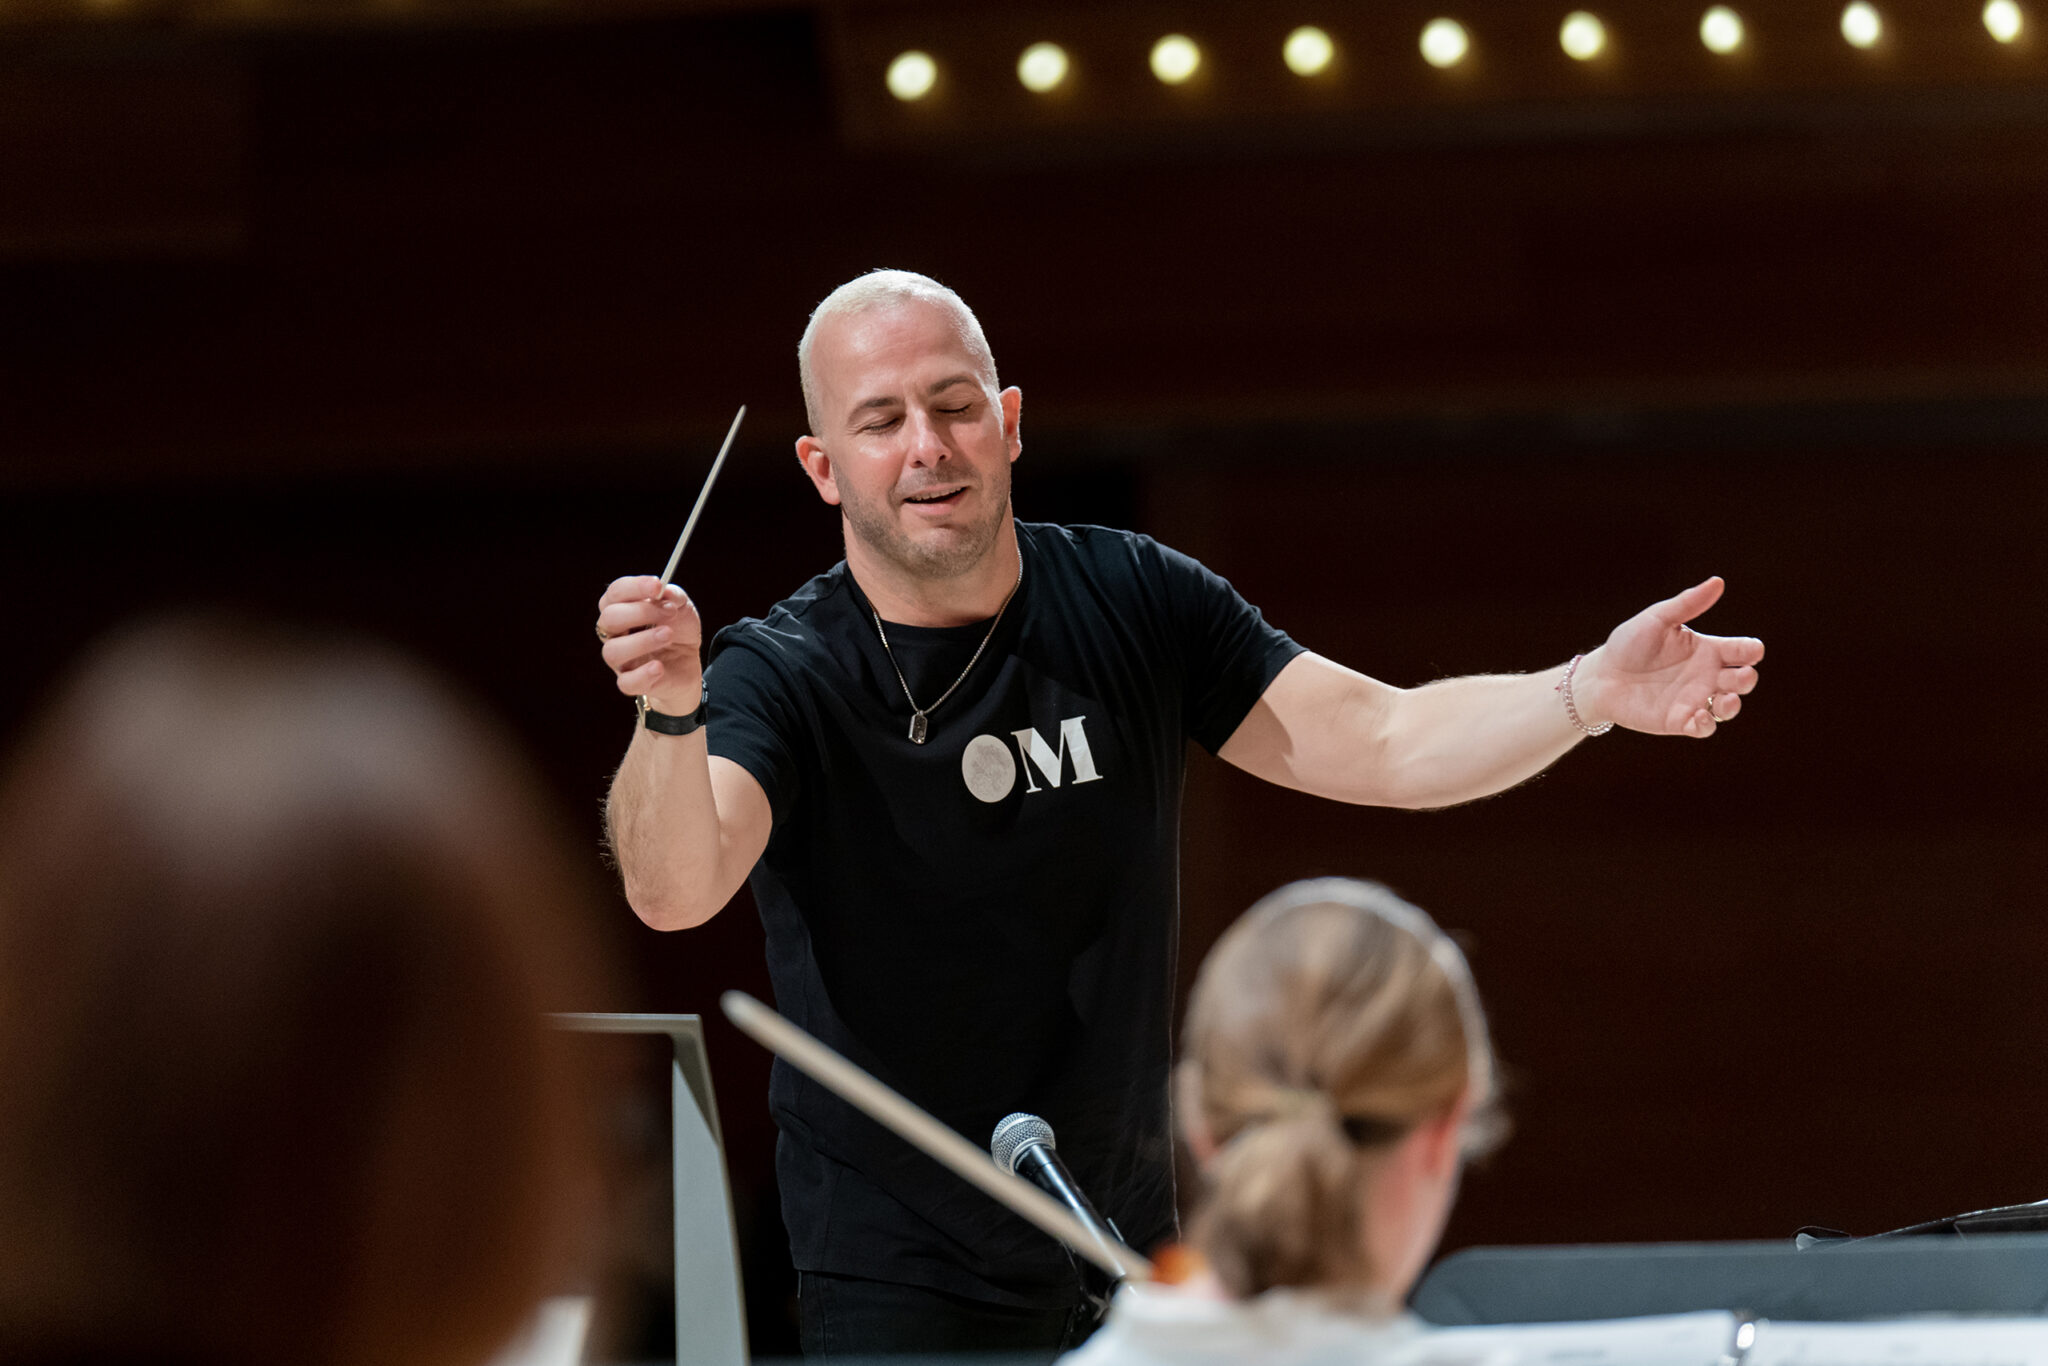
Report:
1700,6,1745,52
1151,34,1201,84
1284,25,1336,76
1560,11,1608,59
1018,42,1070,92
1421,18,1471,68
1840,2,1882,48
886,50,938,101
1985,0,2025,42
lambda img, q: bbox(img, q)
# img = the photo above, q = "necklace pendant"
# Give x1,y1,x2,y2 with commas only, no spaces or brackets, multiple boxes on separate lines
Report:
908,712,928,745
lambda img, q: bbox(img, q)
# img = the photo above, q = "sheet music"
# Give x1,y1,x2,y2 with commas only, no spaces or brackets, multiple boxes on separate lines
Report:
1392,1311,1741,1365
1746,1318,2048,1366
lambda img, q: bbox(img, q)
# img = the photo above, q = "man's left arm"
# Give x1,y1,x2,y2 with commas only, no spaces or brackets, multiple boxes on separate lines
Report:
1217,577,1764,810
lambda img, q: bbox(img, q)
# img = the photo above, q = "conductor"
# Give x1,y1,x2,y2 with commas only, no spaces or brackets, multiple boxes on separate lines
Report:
597,270,1764,1359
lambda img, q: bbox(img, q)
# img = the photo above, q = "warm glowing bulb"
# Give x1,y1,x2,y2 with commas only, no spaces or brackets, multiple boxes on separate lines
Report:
1841,2,1882,47
1560,11,1607,59
1150,34,1201,84
886,50,937,101
1985,0,2025,42
1700,6,1745,52
1018,42,1070,92
1284,25,1336,75
1420,18,1470,67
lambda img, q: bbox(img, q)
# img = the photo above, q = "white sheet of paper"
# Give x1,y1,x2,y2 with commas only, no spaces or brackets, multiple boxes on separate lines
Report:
1747,1317,2048,1366
1393,1310,1740,1366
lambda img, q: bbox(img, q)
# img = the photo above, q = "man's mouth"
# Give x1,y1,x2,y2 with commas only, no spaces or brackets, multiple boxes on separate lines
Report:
902,486,968,506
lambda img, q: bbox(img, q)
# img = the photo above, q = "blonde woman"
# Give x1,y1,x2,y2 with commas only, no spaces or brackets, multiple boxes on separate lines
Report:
0,617,614,1366
1065,878,1502,1365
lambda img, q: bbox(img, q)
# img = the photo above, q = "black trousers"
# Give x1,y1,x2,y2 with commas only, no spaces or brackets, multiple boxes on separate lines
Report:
797,1270,1098,1362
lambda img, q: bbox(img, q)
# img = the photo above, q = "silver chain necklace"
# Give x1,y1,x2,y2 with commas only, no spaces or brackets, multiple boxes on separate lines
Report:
870,555,1024,745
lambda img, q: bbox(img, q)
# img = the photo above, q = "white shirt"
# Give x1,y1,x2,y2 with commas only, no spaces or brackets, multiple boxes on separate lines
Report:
1061,1285,1428,1366
1066,1289,1751,1366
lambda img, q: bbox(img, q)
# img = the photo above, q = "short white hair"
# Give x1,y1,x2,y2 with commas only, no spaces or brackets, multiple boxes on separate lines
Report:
798,270,999,434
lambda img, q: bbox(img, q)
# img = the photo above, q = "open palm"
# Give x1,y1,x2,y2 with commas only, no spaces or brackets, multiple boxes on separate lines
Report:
1589,577,1764,737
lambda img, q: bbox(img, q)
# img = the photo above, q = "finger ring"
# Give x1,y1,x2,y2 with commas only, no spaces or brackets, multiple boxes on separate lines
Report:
595,624,610,643
1705,694,1732,724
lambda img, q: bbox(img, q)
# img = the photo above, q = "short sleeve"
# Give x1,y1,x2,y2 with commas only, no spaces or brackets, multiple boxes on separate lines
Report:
702,625,807,825
1147,539,1305,754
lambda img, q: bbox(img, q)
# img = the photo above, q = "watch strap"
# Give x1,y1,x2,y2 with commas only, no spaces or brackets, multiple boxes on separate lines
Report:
636,693,707,736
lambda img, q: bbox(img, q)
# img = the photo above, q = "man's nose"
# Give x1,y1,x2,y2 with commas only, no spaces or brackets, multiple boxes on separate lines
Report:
904,408,951,467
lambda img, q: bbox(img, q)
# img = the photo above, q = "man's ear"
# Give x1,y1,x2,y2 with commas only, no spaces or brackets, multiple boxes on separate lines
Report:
1001,386,1023,464
795,435,842,507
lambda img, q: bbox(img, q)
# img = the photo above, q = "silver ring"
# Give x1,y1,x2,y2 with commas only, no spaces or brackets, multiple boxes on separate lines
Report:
1705,694,1732,724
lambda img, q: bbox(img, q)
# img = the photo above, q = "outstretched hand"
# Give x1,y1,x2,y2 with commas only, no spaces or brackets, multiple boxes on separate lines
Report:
1578,577,1764,738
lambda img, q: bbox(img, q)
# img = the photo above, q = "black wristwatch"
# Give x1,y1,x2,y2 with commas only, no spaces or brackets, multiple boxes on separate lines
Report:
636,693,707,736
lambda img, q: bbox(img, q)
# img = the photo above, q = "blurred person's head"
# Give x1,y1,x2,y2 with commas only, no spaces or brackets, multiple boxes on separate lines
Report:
1177,878,1501,1311
0,615,614,1366
794,270,1021,585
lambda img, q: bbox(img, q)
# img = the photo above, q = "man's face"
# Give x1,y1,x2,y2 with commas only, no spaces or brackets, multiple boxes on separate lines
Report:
798,299,1021,582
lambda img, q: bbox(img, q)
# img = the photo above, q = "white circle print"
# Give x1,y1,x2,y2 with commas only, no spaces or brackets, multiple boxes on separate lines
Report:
961,733,1017,803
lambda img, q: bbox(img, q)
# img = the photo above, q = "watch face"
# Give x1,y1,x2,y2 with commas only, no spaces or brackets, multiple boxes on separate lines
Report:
635,695,649,716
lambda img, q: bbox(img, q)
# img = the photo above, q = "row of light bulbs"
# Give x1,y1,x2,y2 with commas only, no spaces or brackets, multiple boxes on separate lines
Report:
885,1,2031,101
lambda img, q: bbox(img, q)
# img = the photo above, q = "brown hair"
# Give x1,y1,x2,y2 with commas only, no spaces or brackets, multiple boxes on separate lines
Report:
1179,878,1500,1301
0,616,615,1366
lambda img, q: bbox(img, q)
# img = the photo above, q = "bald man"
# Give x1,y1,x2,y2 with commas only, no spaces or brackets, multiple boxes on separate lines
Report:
597,270,1763,1359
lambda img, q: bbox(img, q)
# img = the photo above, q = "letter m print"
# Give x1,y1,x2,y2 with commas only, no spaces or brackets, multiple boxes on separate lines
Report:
1009,716,1105,793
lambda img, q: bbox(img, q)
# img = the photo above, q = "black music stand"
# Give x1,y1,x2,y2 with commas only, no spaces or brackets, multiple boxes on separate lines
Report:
1412,1233,2048,1327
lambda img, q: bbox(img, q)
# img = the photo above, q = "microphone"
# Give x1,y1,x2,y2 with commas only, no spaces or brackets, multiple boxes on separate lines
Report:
990,1112,1132,1292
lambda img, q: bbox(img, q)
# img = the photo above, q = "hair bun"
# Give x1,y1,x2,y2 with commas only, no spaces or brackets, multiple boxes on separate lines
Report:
1253,1085,1338,1126
1180,879,1499,1299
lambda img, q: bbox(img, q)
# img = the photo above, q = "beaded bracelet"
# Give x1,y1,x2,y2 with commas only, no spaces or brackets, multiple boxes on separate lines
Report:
1557,653,1613,736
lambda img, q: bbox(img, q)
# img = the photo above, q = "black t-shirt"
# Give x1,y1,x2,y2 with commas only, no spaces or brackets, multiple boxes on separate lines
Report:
702,522,1303,1308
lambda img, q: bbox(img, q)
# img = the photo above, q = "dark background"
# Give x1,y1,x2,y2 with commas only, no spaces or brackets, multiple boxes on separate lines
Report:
5,0,2048,1355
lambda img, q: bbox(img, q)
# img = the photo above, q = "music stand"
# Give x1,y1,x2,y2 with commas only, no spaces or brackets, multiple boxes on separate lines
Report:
555,1013,747,1366
1412,1234,2048,1326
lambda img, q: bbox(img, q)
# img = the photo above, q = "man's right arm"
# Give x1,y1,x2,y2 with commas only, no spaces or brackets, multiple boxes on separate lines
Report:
597,575,773,931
